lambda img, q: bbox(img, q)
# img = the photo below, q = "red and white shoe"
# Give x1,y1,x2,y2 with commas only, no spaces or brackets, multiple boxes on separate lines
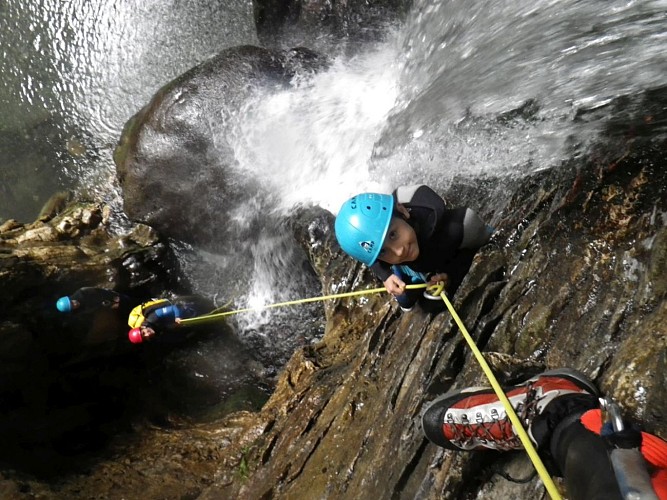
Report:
421,369,600,451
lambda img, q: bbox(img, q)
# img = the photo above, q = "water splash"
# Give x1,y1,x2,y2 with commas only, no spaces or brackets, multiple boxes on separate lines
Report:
377,0,667,176
3,0,666,370
228,42,404,214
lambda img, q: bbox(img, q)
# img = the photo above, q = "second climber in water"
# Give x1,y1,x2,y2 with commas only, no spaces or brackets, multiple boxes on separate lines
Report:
127,297,200,344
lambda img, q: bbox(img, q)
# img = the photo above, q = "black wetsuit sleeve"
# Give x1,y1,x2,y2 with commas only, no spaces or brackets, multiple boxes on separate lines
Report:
71,287,120,310
395,185,446,218
441,248,476,296
370,261,393,282
142,311,157,327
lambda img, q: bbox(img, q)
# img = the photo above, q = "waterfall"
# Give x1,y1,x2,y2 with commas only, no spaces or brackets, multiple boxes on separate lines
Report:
2,0,665,363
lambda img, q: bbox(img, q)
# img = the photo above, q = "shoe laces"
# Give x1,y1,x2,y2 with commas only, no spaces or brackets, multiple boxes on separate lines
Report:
446,383,541,450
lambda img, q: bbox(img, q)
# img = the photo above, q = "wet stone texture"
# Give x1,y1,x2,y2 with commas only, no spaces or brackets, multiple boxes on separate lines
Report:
2,98,667,498
114,45,328,249
206,94,666,499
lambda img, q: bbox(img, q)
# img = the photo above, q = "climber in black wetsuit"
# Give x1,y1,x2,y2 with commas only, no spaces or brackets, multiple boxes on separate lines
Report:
127,298,200,344
56,287,133,315
335,184,493,312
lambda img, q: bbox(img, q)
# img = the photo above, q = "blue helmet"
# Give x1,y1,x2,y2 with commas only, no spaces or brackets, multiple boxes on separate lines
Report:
335,192,394,266
56,296,72,313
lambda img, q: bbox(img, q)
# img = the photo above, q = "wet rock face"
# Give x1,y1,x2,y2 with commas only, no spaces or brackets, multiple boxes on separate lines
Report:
0,197,265,485
114,45,328,248
0,199,176,328
193,100,666,498
6,89,667,500
31,93,664,500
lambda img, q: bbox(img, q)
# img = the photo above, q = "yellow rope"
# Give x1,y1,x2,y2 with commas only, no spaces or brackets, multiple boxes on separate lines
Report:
438,291,563,500
178,283,429,326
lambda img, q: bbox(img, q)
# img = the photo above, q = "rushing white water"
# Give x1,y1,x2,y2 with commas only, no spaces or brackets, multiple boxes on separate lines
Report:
2,0,666,360
214,0,666,343
229,43,404,214
376,0,667,186
3,0,664,218
225,0,667,218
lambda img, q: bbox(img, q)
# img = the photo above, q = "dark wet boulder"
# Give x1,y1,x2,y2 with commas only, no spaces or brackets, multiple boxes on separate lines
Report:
114,45,328,247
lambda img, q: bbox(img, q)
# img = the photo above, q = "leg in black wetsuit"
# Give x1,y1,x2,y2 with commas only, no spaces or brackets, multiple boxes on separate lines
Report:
528,392,625,500
550,414,623,500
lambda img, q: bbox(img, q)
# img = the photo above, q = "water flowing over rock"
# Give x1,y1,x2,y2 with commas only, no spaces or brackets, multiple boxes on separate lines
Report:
199,113,666,499
3,0,666,497
114,45,328,248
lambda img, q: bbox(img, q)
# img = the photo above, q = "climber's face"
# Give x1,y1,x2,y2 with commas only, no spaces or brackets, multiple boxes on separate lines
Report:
378,217,419,265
